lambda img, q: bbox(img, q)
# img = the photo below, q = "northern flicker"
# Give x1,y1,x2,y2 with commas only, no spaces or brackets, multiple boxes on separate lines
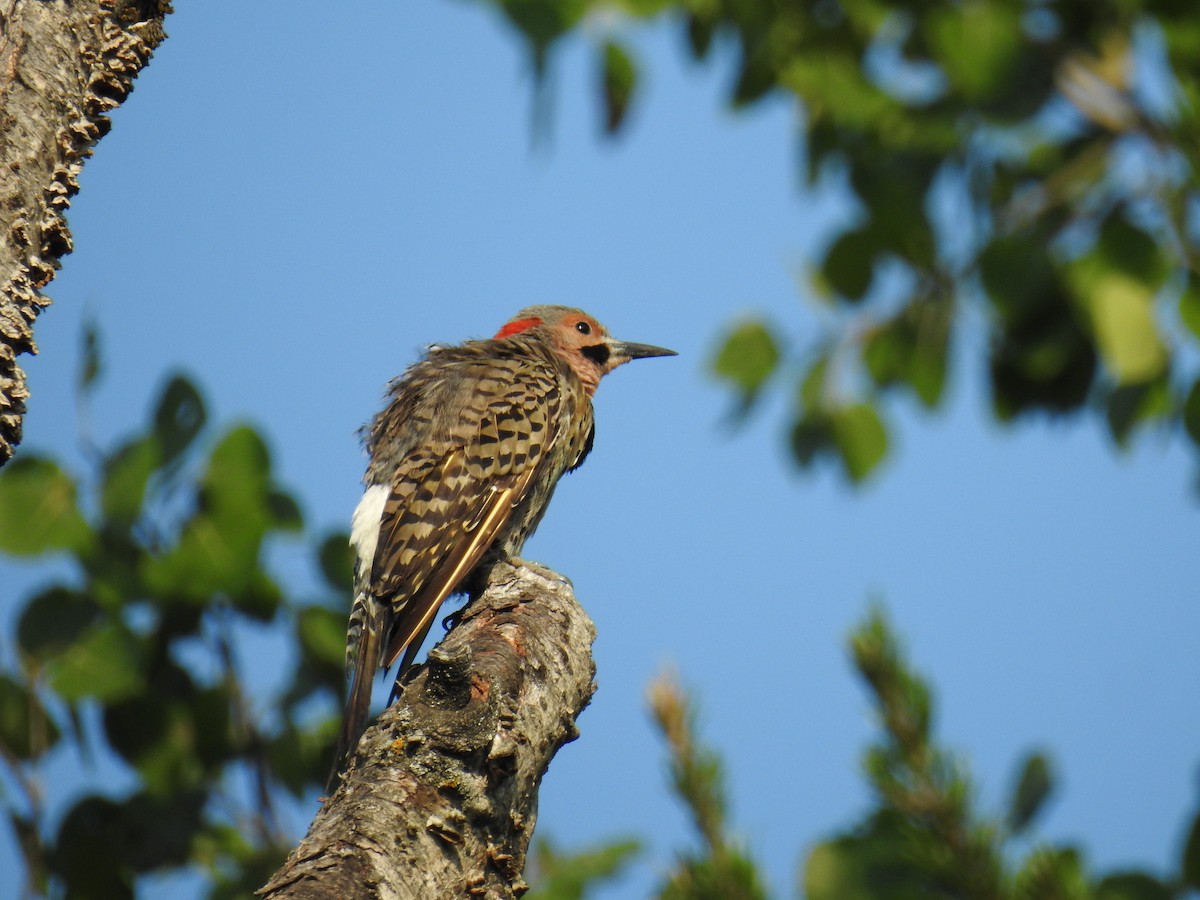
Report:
332,306,674,782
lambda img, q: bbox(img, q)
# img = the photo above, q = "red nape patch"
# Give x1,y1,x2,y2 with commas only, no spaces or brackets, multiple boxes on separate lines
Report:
494,317,542,339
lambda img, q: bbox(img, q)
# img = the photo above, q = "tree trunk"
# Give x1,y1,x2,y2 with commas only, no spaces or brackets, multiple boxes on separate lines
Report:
259,561,598,900
0,0,170,464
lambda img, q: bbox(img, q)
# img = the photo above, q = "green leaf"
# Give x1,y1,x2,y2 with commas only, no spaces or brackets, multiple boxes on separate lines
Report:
831,404,888,482
45,623,143,702
712,319,781,402
142,513,251,603
781,50,897,135
204,425,271,514
1086,272,1168,384
142,426,274,603
153,374,206,466
925,0,1022,102
100,436,160,526
0,457,91,556
1007,751,1054,834
1185,379,1200,449
822,227,878,302
600,41,638,135
799,355,829,410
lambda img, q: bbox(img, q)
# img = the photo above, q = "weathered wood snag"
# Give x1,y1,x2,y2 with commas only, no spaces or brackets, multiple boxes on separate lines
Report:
260,561,598,899
0,0,170,464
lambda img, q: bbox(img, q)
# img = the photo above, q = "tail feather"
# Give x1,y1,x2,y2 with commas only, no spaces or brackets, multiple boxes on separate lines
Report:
327,597,381,792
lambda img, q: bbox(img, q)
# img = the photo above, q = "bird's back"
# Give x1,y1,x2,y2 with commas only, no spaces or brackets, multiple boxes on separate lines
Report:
342,334,594,728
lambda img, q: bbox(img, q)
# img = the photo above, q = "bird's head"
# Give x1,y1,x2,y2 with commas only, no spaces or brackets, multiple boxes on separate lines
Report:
494,305,676,395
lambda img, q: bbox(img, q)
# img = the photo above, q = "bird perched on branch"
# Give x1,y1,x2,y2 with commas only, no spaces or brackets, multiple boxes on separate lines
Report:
331,306,675,784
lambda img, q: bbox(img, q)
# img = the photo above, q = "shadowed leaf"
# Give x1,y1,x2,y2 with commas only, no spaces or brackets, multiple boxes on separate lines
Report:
17,587,101,663
1182,810,1200,890
600,41,638,134
153,375,206,466
318,531,354,592
822,227,878,302
1184,379,1200,449
1095,872,1173,900
1007,751,1054,834
0,675,60,759
79,319,102,393
267,489,303,531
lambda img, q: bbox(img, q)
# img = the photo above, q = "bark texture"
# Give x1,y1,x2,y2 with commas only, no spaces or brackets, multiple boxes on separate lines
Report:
0,0,170,464
260,561,598,900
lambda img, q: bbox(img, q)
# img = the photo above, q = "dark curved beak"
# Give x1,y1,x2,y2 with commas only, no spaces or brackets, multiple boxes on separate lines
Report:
609,340,678,361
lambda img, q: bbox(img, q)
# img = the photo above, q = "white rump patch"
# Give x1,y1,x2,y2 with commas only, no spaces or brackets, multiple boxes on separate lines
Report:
350,484,389,574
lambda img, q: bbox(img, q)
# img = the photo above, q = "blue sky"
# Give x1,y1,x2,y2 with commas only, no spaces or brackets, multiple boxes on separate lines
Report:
2,1,1198,897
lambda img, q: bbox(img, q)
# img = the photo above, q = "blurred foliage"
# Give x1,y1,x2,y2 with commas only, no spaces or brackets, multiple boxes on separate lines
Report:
524,835,643,899
7,0,1200,893
0,341,349,897
478,0,1200,483
648,670,769,899
638,610,1200,900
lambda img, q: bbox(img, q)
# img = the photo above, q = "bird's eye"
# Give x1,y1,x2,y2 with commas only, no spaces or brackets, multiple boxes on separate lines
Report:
575,321,592,335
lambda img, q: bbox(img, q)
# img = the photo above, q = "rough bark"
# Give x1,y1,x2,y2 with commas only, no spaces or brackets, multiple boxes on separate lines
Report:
259,561,598,900
0,0,170,464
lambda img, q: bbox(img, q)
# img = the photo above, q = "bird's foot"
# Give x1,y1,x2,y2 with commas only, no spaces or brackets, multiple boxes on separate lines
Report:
441,606,466,632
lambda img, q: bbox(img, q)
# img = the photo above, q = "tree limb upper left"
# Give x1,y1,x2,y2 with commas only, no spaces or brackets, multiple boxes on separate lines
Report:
0,0,171,464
